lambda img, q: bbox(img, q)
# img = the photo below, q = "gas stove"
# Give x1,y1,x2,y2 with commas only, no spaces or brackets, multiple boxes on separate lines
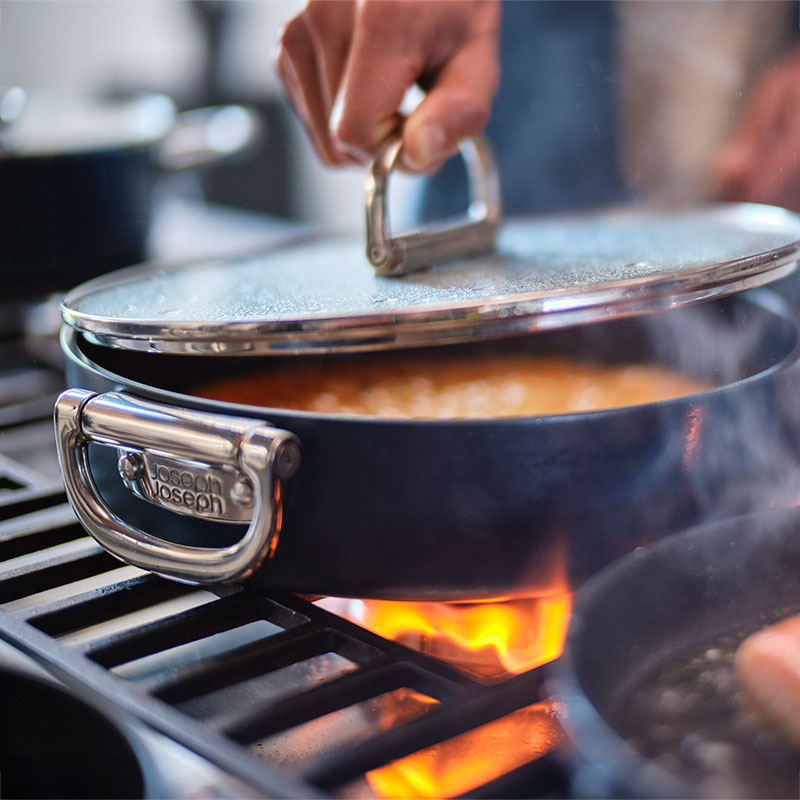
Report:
0,345,571,799
0,201,576,800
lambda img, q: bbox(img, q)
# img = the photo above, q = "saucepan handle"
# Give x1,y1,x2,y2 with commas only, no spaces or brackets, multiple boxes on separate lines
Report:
365,133,502,276
156,105,261,171
54,389,300,585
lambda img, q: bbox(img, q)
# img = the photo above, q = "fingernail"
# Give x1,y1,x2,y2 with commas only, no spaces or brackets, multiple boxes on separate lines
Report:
411,123,446,169
334,137,370,163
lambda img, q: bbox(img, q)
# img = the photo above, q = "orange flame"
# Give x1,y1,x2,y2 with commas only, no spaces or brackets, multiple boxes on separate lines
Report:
355,594,572,680
366,701,563,799
351,594,572,798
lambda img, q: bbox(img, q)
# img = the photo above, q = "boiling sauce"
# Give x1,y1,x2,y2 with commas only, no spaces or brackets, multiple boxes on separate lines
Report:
196,356,709,418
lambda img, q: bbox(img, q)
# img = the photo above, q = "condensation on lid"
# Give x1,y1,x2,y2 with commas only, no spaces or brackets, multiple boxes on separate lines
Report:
61,203,800,355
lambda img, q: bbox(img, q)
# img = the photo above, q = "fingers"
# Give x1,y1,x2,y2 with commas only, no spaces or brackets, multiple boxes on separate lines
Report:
303,1,355,114
332,1,425,161
277,3,357,165
736,616,800,751
277,14,341,164
277,0,500,170
402,33,498,170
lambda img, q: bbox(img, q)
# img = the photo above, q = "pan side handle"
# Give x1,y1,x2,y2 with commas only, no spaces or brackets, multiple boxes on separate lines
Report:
54,389,300,585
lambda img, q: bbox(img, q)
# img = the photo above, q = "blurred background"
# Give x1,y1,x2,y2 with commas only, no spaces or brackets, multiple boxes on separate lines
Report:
0,0,386,232
2,1,797,272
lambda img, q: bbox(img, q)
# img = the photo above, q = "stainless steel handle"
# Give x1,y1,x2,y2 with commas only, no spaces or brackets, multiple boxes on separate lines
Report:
156,105,261,171
365,133,502,276
54,389,300,585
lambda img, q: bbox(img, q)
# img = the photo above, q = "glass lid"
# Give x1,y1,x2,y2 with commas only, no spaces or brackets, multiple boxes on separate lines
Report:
62,202,800,356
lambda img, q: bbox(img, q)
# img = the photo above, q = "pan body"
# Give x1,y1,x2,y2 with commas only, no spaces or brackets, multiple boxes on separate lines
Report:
62,290,800,600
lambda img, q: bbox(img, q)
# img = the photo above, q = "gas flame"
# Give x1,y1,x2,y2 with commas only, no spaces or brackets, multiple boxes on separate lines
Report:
351,594,572,798
354,594,572,680
366,701,562,799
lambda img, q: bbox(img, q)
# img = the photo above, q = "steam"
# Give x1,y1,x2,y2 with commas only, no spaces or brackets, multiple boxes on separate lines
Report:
642,290,800,533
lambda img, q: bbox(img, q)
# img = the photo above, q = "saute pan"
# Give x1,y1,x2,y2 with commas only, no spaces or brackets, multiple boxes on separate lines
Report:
552,506,800,799
52,137,800,600
56,284,800,601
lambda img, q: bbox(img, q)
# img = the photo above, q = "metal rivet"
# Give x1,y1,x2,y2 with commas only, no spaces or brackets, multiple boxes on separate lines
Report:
275,440,301,480
118,453,145,482
230,478,254,507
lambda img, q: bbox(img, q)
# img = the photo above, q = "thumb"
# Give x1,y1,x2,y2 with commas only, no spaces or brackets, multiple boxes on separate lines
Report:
402,38,498,171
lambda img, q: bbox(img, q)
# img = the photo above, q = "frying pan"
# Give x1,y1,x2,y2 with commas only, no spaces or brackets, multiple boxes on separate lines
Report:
552,506,800,799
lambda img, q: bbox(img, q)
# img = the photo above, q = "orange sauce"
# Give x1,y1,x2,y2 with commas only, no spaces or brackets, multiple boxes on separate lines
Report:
197,356,709,419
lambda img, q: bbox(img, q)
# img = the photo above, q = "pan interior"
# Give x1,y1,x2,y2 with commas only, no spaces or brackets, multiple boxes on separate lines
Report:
76,292,798,409
568,507,800,799
613,622,800,799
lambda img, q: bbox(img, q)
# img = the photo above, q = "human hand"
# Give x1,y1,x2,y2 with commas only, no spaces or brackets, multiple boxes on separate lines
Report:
715,49,800,213
276,0,499,171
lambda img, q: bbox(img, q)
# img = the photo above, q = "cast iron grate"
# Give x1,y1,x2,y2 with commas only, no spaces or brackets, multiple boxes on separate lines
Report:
0,484,570,799
0,343,569,798
0,326,64,430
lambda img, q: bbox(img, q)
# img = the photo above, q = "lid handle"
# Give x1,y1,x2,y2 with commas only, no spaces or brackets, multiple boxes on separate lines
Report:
365,134,502,276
